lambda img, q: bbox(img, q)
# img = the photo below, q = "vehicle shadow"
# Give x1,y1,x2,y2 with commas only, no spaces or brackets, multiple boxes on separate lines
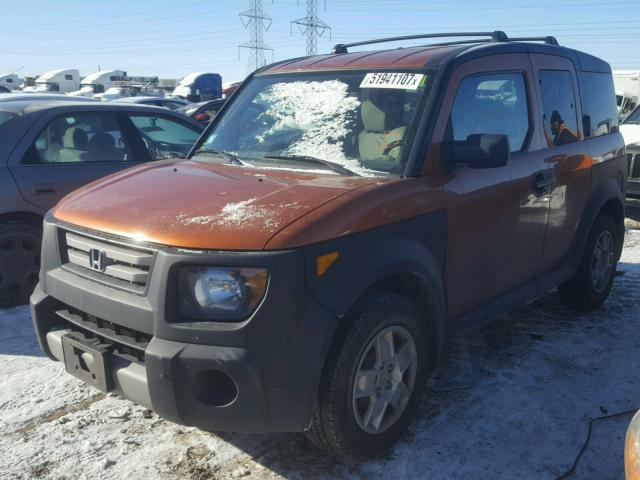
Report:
0,305,44,357
212,259,640,479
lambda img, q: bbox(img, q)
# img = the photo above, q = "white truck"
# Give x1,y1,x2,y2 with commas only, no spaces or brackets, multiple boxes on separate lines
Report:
94,76,163,101
613,70,640,120
22,69,80,94
0,74,20,93
67,70,126,97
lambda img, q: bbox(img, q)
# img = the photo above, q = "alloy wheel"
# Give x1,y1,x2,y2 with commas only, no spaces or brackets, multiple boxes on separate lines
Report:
352,325,418,435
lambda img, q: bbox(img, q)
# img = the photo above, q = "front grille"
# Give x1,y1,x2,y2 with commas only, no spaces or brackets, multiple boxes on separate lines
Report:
628,151,640,180
56,307,151,362
59,229,156,294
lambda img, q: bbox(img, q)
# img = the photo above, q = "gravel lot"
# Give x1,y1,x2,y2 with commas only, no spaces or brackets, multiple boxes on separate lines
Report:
2,227,640,480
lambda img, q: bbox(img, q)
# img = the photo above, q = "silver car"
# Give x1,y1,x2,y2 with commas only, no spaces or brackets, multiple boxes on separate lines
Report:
0,100,203,307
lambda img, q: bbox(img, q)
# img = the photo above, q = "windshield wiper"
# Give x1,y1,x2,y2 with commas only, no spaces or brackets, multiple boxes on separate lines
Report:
262,154,359,176
193,149,245,166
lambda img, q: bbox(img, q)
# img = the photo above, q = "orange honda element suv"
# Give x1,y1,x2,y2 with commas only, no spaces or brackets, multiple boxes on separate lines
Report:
32,32,626,459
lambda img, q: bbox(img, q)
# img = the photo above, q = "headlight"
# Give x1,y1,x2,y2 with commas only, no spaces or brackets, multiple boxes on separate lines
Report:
178,266,268,321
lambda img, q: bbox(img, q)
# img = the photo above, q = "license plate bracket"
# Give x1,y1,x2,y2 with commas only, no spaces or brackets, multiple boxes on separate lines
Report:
61,333,113,392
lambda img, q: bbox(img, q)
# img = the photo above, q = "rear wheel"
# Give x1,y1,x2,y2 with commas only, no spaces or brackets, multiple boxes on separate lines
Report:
306,292,430,460
558,213,618,310
0,223,42,308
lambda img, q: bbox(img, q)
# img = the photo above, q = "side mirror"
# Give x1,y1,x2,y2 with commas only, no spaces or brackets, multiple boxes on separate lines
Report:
445,134,510,169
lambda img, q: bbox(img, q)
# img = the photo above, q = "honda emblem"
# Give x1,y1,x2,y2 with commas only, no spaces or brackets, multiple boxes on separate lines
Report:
89,249,107,272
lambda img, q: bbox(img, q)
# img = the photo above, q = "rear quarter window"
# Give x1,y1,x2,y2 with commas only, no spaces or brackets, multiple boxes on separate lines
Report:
578,71,619,137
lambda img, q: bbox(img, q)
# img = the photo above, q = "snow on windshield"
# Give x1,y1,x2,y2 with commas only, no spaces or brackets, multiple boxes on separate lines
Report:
256,80,380,176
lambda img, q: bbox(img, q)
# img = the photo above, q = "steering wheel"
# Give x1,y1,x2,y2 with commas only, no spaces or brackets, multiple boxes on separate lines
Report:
382,139,403,156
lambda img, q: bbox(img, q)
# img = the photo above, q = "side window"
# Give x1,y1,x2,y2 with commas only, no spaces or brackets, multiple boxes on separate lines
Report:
65,75,73,81
21,112,132,165
450,72,530,152
128,115,201,160
578,71,619,137
539,70,579,146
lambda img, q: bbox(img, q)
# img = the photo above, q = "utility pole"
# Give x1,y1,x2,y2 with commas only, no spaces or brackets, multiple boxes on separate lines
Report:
239,0,273,72
291,0,330,56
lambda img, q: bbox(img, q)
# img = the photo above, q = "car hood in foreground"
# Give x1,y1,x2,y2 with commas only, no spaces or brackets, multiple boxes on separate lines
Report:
52,160,382,250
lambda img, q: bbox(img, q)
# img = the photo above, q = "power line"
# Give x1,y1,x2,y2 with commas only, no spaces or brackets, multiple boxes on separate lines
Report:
291,0,331,56
239,0,273,73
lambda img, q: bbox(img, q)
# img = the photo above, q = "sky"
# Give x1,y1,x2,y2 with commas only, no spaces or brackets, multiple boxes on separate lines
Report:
1,0,639,83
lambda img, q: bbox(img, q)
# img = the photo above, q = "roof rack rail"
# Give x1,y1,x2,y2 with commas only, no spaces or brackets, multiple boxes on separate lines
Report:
331,31,508,54
330,31,560,54
508,36,559,46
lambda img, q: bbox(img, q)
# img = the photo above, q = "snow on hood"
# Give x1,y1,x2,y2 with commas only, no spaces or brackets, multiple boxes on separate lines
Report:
52,160,377,250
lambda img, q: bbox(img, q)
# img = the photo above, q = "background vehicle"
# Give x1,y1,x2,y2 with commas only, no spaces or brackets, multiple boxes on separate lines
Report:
115,96,191,110
22,69,80,94
0,100,203,307
619,106,640,206
31,32,626,460
222,80,241,97
0,74,20,93
67,69,127,97
614,70,640,120
0,93,96,103
172,72,222,102
95,76,163,101
177,98,226,124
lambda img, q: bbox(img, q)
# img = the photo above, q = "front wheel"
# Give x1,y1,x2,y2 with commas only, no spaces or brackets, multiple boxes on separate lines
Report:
306,292,430,460
0,223,42,308
558,212,619,310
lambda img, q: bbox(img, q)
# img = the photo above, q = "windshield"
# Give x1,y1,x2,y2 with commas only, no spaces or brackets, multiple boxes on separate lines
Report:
196,71,432,176
624,107,640,125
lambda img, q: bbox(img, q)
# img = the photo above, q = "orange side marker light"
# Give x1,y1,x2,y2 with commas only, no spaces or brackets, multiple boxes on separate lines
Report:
316,252,339,276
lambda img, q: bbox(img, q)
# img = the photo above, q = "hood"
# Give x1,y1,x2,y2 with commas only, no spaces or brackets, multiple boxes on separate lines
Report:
53,160,380,250
621,124,640,147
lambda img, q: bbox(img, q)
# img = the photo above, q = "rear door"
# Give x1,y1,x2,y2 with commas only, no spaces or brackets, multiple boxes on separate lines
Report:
529,54,592,272
8,109,149,211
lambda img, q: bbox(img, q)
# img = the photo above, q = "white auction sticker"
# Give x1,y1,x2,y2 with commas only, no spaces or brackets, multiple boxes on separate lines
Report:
360,72,426,90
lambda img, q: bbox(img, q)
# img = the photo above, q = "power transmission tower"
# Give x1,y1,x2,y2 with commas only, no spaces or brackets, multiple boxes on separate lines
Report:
291,0,331,56
239,0,273,72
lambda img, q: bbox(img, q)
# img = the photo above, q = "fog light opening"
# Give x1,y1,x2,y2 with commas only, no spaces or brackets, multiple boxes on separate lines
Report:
191,369,238,407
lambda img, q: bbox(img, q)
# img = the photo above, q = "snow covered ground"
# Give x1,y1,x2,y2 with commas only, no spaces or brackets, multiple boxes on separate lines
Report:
2,228,640,480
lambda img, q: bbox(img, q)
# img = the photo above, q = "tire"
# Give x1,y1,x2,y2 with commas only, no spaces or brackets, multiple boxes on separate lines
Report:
306,291,430,460
0,223,42,308
558,212,618,310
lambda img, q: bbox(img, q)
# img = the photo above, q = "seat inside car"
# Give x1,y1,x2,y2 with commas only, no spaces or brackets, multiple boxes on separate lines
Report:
59,127,90,162
358,98,407,162
88,132,120,162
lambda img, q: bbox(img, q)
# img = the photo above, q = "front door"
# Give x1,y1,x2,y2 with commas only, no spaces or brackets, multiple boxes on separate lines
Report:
434,55,551,317
8,111,147,211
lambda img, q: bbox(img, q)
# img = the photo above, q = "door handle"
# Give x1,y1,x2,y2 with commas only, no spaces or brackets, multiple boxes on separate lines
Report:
30,183,56,194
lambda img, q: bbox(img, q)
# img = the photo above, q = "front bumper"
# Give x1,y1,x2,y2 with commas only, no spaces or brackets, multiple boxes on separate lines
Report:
31,217,340,433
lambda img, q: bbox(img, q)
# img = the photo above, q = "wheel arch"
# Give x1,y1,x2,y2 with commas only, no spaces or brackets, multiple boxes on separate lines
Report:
0,211,44,229
569,177,625,267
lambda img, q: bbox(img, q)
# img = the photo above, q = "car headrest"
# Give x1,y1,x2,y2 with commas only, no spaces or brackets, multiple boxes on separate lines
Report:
63,127,89,150
88,132,115,152
361,100,386,132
